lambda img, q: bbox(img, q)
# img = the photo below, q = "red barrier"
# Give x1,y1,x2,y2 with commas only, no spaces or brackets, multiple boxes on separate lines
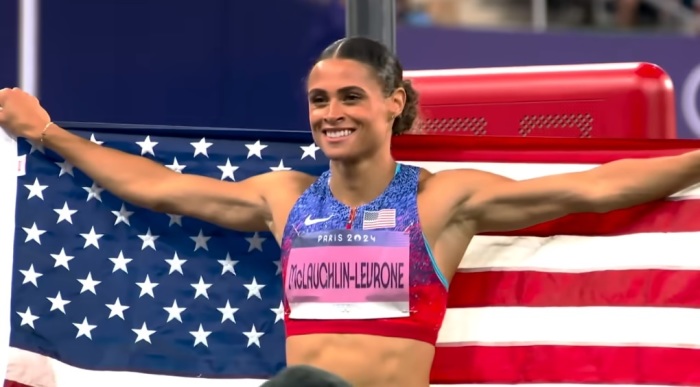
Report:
405,63,676,139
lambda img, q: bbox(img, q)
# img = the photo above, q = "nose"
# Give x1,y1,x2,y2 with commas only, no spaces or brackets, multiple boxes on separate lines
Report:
322,100,345,125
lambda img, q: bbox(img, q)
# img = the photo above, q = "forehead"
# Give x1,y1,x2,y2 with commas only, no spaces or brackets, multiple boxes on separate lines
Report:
307,59,380,91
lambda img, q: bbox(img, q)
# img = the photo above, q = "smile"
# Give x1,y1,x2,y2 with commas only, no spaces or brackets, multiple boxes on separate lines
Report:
323,129,356,139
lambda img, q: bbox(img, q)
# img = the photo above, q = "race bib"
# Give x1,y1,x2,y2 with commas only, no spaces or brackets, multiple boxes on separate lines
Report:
285,229,410,320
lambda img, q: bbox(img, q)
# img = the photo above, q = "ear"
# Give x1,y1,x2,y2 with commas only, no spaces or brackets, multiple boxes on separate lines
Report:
387,87,406,117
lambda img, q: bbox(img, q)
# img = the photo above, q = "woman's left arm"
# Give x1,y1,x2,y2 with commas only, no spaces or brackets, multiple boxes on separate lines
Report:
446,150,700,233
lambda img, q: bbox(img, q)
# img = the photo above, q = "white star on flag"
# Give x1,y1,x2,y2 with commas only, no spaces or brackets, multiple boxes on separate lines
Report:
83,183,104,202
243,325,264,348
55,160,74,177
112,203,134,226
190,324,211,347
191,137,213,157
166,157,186,173
270,159,292,172
136,275,159,298
89,134,103,145
191,276,212,299
244,277,265,300
78,273,101,295
24,178,48,200
245,232,266,252
163,300,186,323
218,253,239,275
136,135,158,156
138,228,159,250
22,222,46,244
17,307,39,329
217,301,239,323
106,298,130,320
245,140,267,159
47,292,71,314
109,251,133,273
190,229,211,251
165,252,187,275
80,227,104,249
50,248,74,269
73,317,97,339
53,202,78,224
20,264,42,287
300,143,320,159
167,213,183,227
132,322,156,344
217,158,239,180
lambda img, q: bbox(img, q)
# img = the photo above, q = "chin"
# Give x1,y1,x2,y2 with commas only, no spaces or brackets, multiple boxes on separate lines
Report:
321,147,362,163
323,149,353,161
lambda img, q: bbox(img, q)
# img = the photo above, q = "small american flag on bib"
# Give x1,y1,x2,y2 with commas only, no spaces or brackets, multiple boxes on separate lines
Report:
362,209,396,230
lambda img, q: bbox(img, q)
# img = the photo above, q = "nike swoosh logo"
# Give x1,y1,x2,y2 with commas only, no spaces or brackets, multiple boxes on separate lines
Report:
304,215,333,226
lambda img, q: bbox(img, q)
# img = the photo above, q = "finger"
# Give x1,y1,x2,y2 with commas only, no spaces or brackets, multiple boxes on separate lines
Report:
0,88,9,105
0,111,6,124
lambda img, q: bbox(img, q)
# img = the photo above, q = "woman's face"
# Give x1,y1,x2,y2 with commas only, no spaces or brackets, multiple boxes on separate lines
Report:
307,58,401,161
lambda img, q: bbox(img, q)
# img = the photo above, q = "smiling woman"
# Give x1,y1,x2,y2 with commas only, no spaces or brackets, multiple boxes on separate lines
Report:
306,37,419,162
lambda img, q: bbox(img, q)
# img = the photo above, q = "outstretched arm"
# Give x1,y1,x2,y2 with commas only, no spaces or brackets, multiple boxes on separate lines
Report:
0,87,310,232
445,150,700,233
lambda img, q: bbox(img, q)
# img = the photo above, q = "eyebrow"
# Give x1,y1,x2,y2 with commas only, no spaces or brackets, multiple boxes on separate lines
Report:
308,86,366,95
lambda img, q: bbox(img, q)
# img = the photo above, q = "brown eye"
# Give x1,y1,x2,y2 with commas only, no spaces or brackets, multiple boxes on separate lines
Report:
310,96,326,104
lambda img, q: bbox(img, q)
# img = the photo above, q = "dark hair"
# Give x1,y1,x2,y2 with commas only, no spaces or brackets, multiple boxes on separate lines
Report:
316,37,419,135
261,365,352,387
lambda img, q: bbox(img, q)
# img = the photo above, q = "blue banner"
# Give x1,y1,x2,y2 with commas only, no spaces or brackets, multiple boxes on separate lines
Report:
38,0,344,132
0,0,17,89
20,1,700,139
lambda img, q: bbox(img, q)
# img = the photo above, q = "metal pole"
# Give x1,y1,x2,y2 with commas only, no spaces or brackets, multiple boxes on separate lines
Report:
345,0,397,53
19,0,40,95
532,0,548,32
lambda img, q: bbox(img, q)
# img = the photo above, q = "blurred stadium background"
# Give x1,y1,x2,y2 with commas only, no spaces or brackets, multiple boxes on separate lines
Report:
1,0,699,137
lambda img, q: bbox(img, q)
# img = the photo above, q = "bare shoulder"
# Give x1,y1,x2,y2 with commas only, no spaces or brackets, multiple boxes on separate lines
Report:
415,167,516,281
259,170,318,194
258,170,319,239
416,167,515,232
257,169,318,209
417,167,511,204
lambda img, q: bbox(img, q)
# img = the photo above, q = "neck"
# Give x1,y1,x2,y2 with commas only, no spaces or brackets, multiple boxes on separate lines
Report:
329,152,397,208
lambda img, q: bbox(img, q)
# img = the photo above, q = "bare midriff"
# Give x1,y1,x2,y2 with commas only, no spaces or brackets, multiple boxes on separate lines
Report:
286,333,434,387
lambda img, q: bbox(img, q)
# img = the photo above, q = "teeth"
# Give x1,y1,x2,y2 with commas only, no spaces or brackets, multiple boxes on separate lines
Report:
326,130,353,138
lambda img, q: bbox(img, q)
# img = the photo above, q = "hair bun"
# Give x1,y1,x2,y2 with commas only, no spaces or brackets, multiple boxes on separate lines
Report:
392,79,419,135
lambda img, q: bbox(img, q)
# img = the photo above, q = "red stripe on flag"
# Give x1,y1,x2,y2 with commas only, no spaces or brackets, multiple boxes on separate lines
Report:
431,345,700,385
448,269,700,308
4,381,31,387
393,134,700,164
486,199,700,236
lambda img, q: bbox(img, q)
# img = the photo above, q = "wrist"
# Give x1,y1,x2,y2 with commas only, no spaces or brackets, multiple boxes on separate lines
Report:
679,149,700,179
35,121,55,143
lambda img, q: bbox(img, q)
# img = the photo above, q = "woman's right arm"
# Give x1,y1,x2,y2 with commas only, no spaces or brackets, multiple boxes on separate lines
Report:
0,87,302,232
42,124,282,231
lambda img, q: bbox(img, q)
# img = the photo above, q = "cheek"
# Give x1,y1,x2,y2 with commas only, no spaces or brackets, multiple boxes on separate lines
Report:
347,106,378,124
308,108,323,127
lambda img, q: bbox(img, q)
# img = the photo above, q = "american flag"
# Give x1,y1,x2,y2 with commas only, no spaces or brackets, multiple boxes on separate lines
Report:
2,127,700,387
362,209,396,230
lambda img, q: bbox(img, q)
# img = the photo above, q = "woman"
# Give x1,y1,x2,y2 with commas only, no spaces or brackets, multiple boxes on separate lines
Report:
1,37,700,387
